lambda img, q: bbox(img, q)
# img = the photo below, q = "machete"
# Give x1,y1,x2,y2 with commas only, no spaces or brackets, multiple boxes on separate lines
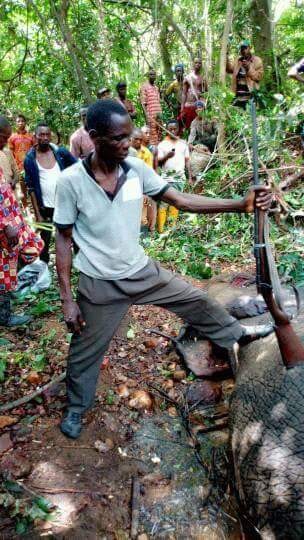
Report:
250,98,304,369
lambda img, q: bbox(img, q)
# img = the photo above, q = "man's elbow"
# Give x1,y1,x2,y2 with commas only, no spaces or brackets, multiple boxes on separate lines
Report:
168,193,188,211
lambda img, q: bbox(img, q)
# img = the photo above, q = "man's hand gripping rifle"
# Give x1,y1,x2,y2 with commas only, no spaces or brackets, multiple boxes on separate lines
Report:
250,98,304,369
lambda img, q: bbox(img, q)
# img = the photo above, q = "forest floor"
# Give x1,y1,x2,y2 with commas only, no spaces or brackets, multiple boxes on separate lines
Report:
0,262,255,539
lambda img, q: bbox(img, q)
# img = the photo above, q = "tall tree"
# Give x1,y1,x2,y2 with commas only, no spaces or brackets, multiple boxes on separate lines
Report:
251,0,275,84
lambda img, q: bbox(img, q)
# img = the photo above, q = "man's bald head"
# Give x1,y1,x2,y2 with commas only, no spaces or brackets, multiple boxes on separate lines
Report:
131,128,143,150
0,116,12,150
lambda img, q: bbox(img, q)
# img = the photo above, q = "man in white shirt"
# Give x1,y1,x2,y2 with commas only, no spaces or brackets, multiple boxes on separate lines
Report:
54,99,273,439
24,123,76,263
157,119,192,232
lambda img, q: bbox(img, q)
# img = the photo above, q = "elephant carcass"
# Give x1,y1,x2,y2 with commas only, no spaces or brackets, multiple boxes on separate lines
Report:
230,303,304,539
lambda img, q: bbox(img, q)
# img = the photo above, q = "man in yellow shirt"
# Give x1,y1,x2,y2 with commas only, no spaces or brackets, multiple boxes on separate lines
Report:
130,128,156,233
164,64,184,119
131,128,153,167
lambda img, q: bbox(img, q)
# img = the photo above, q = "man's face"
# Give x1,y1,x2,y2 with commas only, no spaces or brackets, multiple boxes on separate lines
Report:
92,113,132,162
118,85,127,98
0,126,12,150
80,109,87,126
175,67,183,81
36,127,51,149
149,70,156,83
98,90,111,99
131,133,142,150
193,58,202,72
168,123,179,138
196,105,204,117
240,46,250,59
141,127,150,145
16,117,26,132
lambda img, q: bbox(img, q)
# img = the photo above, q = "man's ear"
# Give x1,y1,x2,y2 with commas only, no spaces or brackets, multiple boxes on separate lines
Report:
88,129,98,140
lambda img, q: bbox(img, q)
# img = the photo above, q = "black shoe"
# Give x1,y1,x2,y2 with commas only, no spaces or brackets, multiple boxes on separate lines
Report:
6,313,32,327
60,410,82,439
238,323,274,346
0,293,31,327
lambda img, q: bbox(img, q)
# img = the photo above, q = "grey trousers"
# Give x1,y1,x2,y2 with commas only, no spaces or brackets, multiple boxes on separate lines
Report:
66,259,243,413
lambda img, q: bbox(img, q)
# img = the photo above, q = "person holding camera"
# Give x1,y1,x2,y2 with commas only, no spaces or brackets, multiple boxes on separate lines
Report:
226,40,264,109
157,119,192,232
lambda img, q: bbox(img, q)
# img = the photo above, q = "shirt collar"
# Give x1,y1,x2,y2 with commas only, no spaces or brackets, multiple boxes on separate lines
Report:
82,153,131,201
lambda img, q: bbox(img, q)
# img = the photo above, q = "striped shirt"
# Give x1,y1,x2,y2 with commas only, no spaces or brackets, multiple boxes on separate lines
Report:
140,82,162,118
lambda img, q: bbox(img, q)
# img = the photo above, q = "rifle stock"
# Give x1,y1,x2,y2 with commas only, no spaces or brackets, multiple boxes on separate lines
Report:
250,99,304,369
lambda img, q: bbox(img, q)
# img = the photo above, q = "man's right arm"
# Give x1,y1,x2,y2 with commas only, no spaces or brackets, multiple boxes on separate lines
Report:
56,226,84,334
69,135,80,159
226,56,234,74
24,157,42,221
139,85,148,121
181,78,188,111
288,59,304,83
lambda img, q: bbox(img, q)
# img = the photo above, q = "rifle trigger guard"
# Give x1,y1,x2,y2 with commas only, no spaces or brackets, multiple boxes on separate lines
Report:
259,282,273,290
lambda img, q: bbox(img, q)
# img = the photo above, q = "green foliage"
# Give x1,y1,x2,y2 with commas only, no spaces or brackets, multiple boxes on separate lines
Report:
0,355,8,382
0,478,55,534
144,210,253,278
0,0,302,137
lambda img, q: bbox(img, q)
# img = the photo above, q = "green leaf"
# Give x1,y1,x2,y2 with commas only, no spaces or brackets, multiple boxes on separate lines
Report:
0,359,7,382
127,328,135,339
34,496,55,513
0,338,12,347
15,519,29,534
31,353,46,372
3,480,23,494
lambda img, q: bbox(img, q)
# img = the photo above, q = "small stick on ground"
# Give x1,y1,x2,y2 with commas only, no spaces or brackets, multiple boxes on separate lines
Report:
58,445,94,450
0,371,66,413
131,476,141,539
29,485,108,500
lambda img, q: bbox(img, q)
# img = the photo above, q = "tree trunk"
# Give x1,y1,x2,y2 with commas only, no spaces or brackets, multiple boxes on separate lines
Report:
218,0,233,85
159,19,172,81
201,0,212,85
250,0,276,86
218,0,233,154
49,0,92,102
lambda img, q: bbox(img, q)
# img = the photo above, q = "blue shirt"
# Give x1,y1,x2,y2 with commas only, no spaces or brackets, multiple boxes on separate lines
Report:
24,145,76,209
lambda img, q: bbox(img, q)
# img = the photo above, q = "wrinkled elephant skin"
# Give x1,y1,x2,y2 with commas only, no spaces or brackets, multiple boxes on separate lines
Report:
206,278,304,539
230,312,304,539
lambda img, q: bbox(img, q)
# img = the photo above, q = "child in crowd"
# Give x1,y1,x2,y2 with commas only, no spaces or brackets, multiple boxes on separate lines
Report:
157,119,192,232
130,128,157,235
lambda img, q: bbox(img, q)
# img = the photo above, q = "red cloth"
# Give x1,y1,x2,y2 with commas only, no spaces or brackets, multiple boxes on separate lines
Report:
0,179,44,292
8,131,34,172
179,105,197,130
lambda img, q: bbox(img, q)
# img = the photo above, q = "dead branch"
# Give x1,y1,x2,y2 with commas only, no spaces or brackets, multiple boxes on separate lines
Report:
0,371,66,413
279,170,304,191
131,477,141,539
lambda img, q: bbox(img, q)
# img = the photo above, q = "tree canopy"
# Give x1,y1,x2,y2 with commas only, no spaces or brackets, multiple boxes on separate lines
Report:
0,0,303,135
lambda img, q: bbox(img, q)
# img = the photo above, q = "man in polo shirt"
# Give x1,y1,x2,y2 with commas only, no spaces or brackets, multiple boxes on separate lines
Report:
54,99,273,439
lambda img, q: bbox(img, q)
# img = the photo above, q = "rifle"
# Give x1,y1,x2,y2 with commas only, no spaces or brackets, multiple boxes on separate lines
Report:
250,98,304,369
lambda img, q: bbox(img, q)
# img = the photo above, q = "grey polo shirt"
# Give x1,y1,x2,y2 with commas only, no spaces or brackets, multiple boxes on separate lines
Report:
53,157,169,280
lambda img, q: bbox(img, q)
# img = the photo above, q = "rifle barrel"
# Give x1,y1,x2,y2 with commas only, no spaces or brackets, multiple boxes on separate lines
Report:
250,98,262,290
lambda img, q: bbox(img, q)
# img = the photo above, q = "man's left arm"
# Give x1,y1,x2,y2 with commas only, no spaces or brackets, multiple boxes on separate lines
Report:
184,144,192,184
9,151,19,188
247,57,264,82
61,148,77,167
159,186,272,214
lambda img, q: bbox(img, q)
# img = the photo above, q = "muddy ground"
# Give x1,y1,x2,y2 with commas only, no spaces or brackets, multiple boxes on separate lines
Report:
0,270,253,539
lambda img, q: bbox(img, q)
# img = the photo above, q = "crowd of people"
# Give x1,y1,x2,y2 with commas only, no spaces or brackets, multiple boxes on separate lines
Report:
2,41,300,438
